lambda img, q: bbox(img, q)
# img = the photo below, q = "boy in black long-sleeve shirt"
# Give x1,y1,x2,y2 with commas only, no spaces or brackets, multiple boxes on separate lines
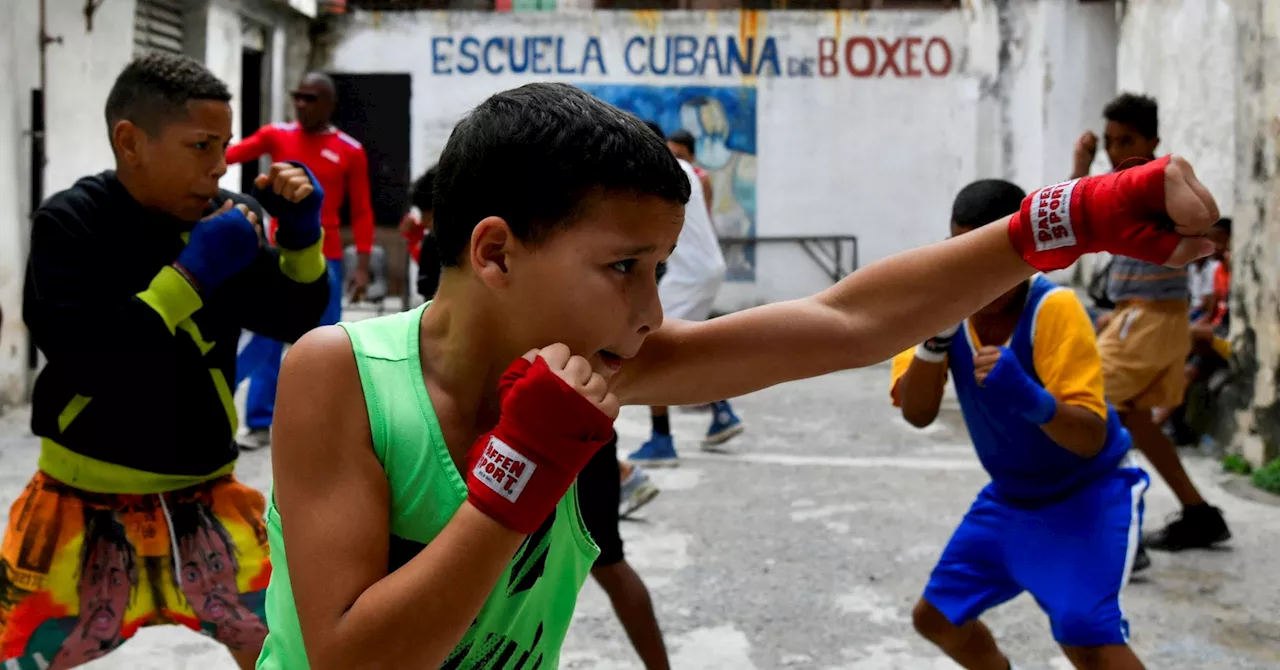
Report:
0,54,327,670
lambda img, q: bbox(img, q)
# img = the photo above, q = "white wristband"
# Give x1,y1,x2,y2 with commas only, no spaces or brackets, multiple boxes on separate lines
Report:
914,343,948,364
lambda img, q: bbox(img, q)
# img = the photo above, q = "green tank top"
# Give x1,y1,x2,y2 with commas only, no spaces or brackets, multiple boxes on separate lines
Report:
257,304,600,669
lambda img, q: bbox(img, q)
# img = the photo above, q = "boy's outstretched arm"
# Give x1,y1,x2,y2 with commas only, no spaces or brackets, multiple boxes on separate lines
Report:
272,328,525,670
616,223,1026,406
615,155,1218,407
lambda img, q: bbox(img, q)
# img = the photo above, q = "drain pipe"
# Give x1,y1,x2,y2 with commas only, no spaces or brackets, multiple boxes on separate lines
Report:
28,0,61,390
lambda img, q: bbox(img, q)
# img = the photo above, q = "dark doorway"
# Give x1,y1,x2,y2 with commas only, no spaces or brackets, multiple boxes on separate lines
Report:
329,73,413,296
329,73,412,228
239,48,265,194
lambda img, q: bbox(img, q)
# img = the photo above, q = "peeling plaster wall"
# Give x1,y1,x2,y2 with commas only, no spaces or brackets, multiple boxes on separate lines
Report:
1119,0,1279,466
1225,0,1280,467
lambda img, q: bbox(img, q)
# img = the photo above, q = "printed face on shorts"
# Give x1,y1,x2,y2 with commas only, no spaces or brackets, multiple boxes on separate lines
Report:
50,532,137,669
179,526,240,624
492,192,683,378
77,539,133,644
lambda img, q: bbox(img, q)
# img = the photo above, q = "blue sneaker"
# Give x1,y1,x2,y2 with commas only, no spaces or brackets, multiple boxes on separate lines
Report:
627,433,679,467
704,401,745,449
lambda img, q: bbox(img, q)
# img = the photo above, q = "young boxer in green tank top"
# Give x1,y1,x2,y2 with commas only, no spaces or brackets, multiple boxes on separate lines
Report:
259,81,1219,669
257,84,687,669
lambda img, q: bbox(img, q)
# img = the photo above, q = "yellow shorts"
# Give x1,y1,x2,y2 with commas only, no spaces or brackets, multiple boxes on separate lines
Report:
0,473,270,668
1097,300,1191,411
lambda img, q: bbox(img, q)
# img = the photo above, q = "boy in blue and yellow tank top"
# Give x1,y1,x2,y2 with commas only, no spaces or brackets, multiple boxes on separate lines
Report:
891,180,1151,670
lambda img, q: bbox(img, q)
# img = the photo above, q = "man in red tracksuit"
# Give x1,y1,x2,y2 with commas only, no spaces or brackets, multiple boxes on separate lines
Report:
225,72,375,449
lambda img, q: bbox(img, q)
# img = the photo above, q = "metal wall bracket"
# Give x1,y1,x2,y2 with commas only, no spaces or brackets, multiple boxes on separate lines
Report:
85,0,108,31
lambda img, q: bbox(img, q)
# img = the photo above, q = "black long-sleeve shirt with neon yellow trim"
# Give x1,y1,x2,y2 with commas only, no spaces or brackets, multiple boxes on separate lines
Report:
24,172,330,490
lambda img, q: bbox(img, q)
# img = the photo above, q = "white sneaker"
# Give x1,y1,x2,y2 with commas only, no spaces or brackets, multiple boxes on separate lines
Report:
237,428,271,451
619,468,661,517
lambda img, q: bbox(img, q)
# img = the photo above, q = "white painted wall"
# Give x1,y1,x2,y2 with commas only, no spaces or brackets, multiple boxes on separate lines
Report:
0,0,39,407
0,0,138,406
1117,0,1236,208
1041,0,1121,184
208,2,247,190
323,3,1117,309
43,1,140,203
271,25,290,122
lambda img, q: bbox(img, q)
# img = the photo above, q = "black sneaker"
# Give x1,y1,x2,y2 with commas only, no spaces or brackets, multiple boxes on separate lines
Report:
1131,544,1152,574
1144,505,1231,552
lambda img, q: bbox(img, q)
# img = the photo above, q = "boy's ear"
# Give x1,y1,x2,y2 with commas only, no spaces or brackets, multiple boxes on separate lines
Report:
112,120,144,166
470,216,515,287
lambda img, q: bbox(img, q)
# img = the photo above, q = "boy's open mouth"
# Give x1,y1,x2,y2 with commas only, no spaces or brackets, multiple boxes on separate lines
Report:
597,350,624,372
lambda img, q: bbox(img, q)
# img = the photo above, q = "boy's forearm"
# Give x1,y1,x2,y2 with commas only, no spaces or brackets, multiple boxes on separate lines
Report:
321,504,523,669
617,221,1032,406
898,358,948,428
1039,402,1108,458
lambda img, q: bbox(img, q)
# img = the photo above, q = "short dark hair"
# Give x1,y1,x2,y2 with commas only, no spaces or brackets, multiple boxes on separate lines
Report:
667,129,696,157
951,179,1026,230
412,165,437,214
170,500,241,581
433,83,690,267
299,72,336,98
105,53,231,141
643,121,664,139
78,510,139,598
1103,93,1159,140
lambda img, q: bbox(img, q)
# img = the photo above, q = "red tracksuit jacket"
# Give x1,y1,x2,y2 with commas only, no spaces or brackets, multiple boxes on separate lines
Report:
226,122,374,260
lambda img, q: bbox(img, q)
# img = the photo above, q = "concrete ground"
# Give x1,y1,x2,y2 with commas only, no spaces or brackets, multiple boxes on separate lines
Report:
1,363,1278,669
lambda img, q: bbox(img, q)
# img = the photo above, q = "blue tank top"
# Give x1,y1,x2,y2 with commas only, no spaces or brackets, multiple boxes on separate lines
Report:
948,275,1131,504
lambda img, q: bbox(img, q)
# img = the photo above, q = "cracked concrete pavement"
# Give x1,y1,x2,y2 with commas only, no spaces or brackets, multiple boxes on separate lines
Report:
1,362,1277,669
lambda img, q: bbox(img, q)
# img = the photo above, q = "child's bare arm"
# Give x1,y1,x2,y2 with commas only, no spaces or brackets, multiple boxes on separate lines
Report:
896,358,949,429
272,328,524,670
615,222,1029,406
1038,403,1108,457
615,156,1218,407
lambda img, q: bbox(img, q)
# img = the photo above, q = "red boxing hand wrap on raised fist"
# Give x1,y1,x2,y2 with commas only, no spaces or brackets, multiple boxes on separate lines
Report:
467,356,615,535
1009,156,1178,271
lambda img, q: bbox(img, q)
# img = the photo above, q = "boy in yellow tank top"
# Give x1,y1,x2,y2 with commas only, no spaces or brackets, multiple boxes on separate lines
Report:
264,82,1220,668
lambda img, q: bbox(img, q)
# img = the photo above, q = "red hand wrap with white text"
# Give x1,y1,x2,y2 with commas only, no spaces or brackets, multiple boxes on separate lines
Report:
1008,156,1178,271
466,357,615,535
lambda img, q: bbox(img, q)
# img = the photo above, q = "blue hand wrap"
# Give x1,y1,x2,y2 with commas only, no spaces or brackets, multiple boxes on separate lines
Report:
175,207,260,293
252,161,324,250
982,346,1057,425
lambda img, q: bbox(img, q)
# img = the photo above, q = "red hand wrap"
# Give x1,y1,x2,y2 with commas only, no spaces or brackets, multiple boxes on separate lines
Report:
466,357,615,535
1008,156,1179,271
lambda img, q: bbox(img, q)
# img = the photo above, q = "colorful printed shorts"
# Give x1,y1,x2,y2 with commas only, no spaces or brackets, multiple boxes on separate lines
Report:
0,472,271,669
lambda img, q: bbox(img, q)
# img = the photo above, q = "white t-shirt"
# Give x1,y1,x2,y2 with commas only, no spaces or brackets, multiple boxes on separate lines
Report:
1188,258,1220,308
658,159,726,320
